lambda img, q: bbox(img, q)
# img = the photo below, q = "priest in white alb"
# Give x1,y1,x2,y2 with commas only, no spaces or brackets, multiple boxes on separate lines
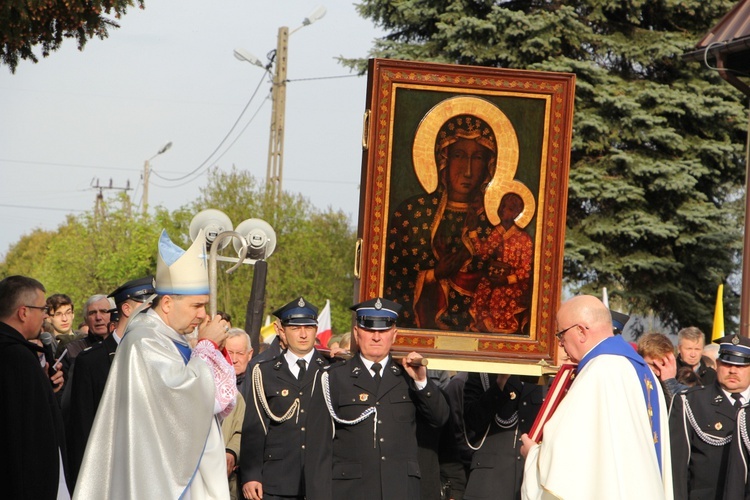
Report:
73,229,237,499
520,295,673,500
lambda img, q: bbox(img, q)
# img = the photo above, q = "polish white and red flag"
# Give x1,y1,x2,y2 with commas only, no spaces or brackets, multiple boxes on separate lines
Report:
316,299,333,349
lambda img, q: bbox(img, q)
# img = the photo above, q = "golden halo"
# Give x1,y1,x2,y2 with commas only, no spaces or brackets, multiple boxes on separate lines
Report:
484,179,536,229
412,96,520,194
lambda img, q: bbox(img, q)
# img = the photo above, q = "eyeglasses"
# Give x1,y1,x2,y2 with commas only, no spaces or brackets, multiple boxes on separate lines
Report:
53,309,74,318
25,305,50,315
554,324,580,341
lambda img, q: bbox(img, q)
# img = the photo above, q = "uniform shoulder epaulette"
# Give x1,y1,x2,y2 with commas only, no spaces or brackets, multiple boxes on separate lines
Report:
256,355,278,365
680,384,706,396
325,358,348,370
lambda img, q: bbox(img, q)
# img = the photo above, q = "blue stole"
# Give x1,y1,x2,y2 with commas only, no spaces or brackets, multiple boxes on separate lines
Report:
173,341,191,365
578,335,663,472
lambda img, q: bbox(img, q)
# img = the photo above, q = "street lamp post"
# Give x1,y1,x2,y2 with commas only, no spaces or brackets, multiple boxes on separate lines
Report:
234,6,326,206
142,141,172,215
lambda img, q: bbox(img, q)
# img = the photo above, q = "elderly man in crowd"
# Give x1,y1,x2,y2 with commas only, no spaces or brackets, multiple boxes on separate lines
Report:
0,275,70,499
56,294,113,376
73,230,236,499
324,297,449,500
520,295,672,500
226,327,253,396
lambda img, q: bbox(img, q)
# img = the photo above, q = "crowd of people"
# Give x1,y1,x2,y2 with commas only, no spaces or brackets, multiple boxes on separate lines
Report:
3,228,750,500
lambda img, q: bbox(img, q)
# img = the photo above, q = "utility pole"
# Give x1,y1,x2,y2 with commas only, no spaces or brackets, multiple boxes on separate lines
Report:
267,26,288,205
142,160,151,216
142,141,172,215
234,6,326,208
91,178,132,219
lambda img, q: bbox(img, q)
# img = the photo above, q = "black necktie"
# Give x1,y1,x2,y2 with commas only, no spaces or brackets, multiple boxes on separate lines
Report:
732,392,743,409
296,359,307,381
372,362,382,386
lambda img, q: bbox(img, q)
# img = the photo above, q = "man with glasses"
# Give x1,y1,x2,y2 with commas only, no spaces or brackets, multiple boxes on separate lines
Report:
55,294,113,376
520,295,673,500
46,293,82,353
0,275,71,499
63,276,155,492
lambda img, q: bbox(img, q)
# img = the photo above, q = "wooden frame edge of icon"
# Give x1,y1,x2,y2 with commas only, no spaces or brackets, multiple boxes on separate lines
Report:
356,58,576,370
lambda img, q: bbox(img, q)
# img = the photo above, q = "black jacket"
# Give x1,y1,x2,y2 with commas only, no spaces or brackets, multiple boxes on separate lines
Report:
326,355,449,500
462,373,543,500
240,350,332,498
670,382,736,500
0,322,69,499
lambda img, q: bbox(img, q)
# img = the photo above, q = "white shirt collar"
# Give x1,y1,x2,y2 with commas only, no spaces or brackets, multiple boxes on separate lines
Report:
722,386,750,405
359,353,389,377
284,349,314,376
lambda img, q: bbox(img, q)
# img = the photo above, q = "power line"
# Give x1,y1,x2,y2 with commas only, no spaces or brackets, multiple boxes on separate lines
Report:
0,158,184,175
0,203,87,213
151,91,271,189
0,159,138,172
150,71,269,183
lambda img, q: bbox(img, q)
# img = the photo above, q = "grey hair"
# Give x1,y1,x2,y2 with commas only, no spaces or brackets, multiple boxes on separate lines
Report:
227,328,252,351
85,294,115,312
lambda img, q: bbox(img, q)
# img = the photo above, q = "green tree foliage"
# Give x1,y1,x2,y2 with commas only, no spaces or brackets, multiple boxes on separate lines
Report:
1,168,356,335
0,0,144,73
347,0,747,334
1,194,158,327
183,167,357,335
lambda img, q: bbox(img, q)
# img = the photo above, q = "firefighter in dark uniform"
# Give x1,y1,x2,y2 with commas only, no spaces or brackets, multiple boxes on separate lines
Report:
716,335,750,500
63,275,154,491
669,333,750,500
323,297,449,500
462,372,543,500
240,297,332,500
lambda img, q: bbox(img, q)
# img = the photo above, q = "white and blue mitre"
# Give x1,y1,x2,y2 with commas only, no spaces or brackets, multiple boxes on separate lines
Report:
350,297,402,330
715,333,750,366
155,229,209,295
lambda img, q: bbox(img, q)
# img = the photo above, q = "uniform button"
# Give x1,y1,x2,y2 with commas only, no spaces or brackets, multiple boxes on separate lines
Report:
379,438,384,442
378,420,383,424
376,402,380,406
522,402,527,406
517,456,521,460
426,392,432,397
300,409,305,413
301,427,305,431
302,445,306,449
299,391,303,395
520,419,525,423
381,456,386,461
402,395,406,400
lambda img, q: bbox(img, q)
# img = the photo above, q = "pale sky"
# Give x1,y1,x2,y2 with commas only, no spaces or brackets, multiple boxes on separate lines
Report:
0,1,383,258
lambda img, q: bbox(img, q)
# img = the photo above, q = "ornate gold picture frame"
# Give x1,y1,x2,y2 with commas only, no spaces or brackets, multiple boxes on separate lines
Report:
355,59,576,373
